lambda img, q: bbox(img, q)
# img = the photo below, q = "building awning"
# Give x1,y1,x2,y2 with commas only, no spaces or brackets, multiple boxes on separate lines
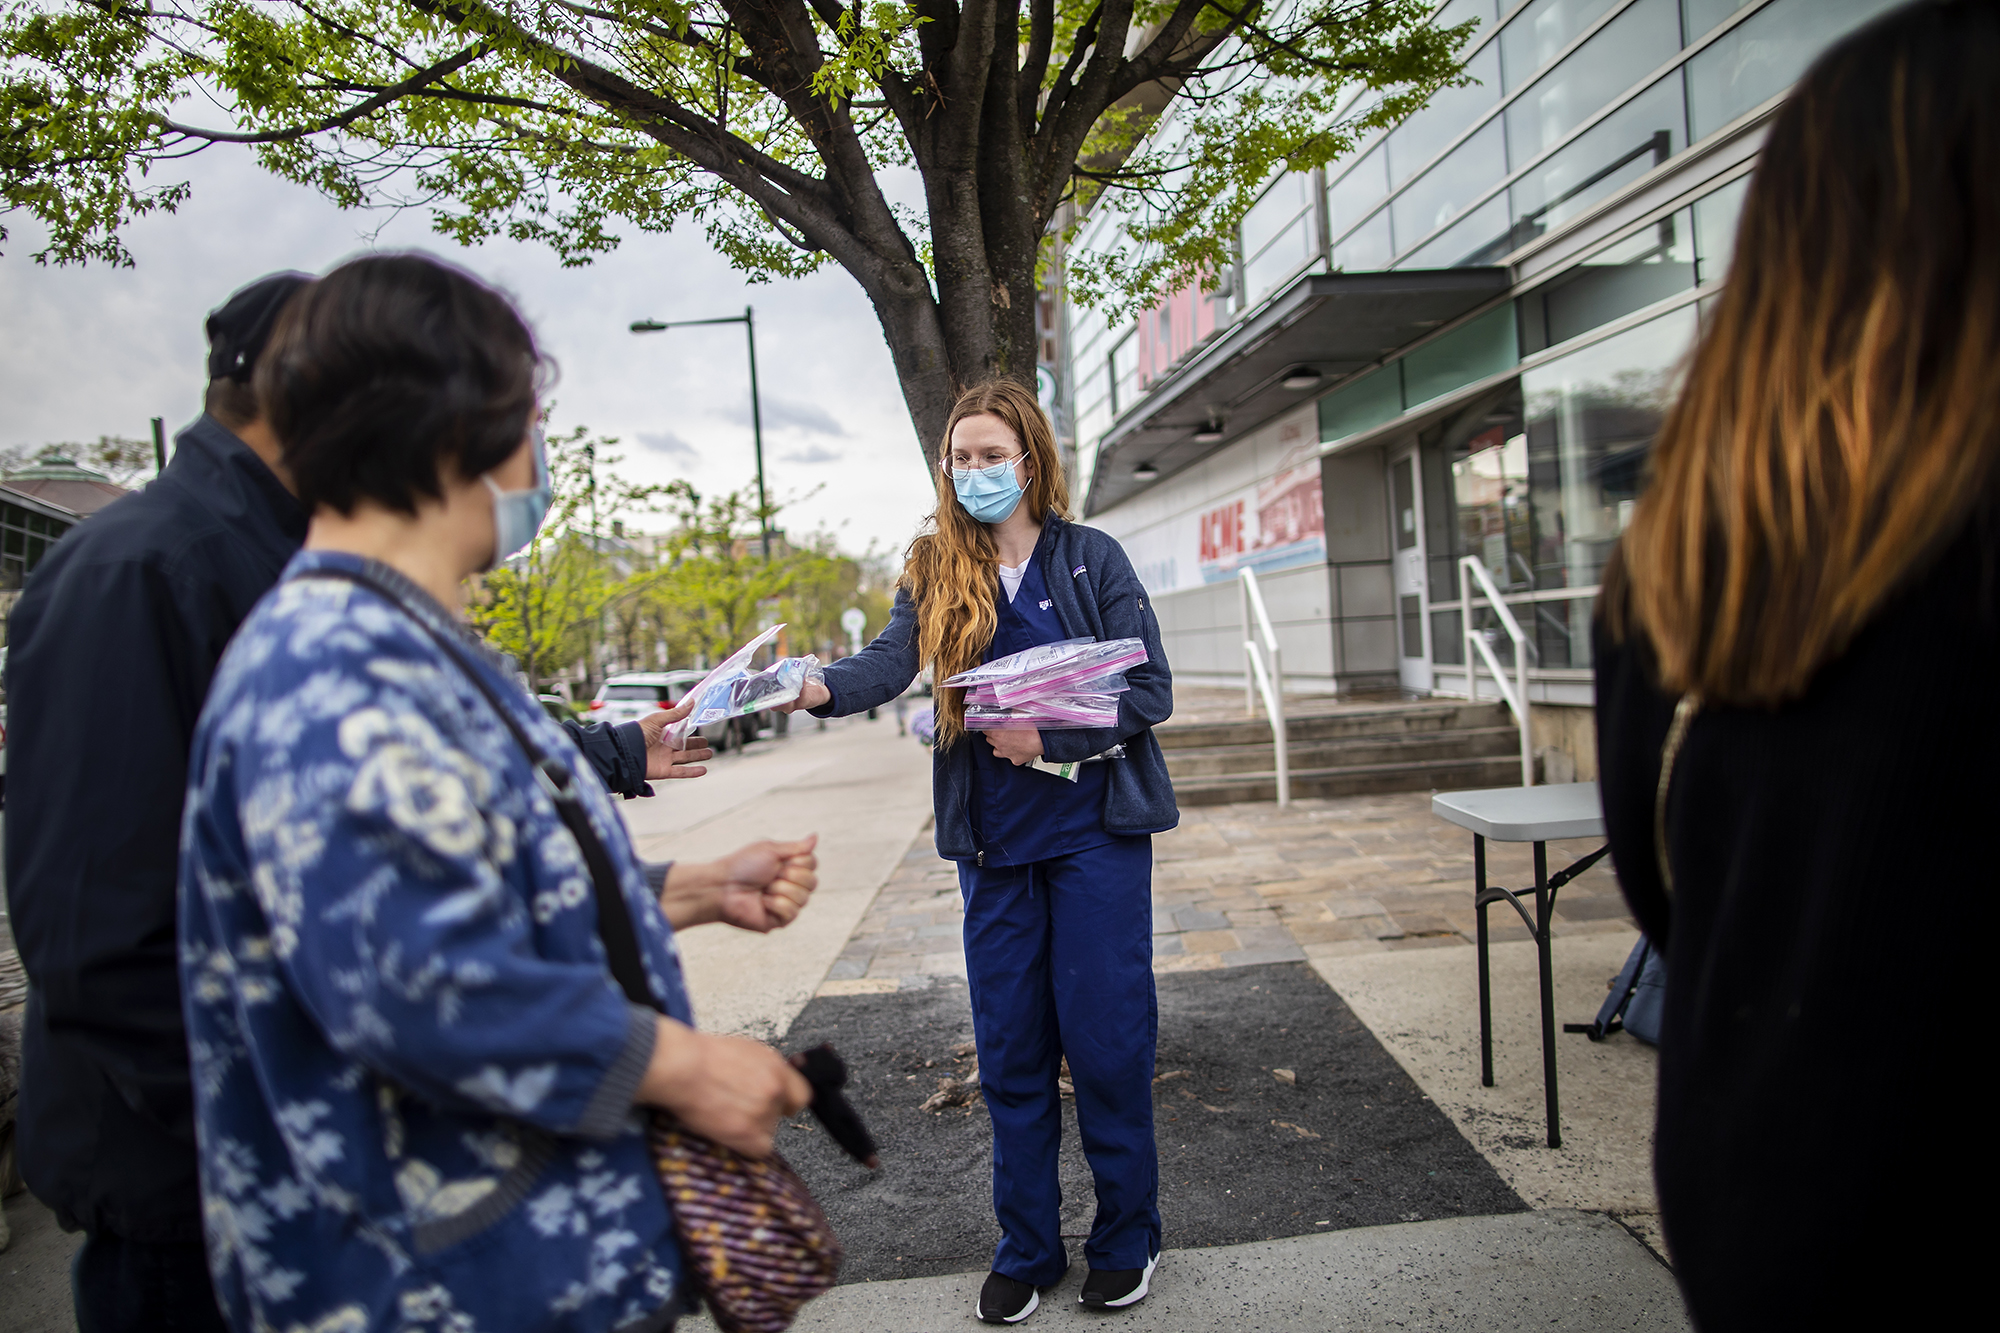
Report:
1083,267,1510,515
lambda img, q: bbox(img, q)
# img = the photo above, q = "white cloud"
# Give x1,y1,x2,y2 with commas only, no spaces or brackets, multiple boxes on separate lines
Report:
780,443,843,465
635,430,699,461
720,395,848,438
0,143,938,559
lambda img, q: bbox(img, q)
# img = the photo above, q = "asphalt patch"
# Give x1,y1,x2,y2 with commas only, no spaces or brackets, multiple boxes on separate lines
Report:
774,961,1525,1286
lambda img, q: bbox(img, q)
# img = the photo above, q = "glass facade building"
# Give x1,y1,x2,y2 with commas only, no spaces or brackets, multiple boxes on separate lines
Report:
1058,0,1899,759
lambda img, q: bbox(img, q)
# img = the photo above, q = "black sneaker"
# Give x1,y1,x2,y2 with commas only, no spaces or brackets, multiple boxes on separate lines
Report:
976,1271,1040,1324
1079,1252,1158,1310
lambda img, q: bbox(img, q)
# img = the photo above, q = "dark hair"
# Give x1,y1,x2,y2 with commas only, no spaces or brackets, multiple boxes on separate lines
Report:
1605,0,2000,705
204,378,260,430
256,253,545,515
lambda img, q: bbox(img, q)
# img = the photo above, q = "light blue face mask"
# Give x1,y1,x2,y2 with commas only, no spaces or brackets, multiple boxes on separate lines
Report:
951,456,1029,524
484,427,552,567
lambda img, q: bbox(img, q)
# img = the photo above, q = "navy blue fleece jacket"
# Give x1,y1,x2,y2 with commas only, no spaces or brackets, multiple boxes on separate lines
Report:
813,516,1179,860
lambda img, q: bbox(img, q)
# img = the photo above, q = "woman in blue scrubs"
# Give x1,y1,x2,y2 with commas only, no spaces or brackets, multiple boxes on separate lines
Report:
787,380,1178,1322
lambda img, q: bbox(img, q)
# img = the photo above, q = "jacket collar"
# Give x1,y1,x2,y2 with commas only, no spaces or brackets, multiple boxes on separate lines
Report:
166,414,308,543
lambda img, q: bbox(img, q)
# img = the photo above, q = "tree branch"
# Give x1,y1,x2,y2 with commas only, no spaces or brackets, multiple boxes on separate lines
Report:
1116,0,1236,96
159,44,487,144
1017,0,1053,138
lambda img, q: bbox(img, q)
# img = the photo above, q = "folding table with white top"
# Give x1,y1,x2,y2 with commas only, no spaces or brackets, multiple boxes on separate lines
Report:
1430,782,1609,1149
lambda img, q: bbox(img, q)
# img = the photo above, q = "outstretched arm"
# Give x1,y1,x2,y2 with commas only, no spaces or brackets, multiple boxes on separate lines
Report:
785,585,924,717
651,836,820,933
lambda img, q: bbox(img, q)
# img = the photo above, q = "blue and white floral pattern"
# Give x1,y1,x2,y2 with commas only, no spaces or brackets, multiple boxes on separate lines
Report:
181,551,692,1333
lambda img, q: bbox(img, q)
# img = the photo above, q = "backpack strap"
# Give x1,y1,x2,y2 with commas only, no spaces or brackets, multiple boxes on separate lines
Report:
297,566,661,1015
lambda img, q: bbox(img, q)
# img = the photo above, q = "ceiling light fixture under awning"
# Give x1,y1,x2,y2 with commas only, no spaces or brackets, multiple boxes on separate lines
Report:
1083,267,1510,516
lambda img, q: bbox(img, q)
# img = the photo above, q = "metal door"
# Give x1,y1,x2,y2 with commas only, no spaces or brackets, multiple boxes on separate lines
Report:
1390,445,1432,692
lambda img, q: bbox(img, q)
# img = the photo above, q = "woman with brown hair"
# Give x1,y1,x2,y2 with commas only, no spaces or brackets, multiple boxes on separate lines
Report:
787,380,1176,1322
1595,1,1996,1325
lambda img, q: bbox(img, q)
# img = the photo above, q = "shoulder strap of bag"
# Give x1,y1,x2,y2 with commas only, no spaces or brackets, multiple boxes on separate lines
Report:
299,567,662,1015
1653,693,1701,900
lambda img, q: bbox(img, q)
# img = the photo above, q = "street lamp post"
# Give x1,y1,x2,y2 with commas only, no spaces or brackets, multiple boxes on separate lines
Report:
631,306,771,559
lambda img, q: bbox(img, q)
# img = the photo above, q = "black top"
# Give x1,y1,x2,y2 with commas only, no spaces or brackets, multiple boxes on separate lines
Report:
1594,523,1990,1329
3,416,658,1241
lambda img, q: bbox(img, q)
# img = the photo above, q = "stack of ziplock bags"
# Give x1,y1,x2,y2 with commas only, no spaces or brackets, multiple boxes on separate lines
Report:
662,622,825,748
944,637,1147,730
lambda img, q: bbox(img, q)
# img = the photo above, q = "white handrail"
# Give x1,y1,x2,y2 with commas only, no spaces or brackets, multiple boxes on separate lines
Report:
1459,556,1534,787
1238,567,1290,807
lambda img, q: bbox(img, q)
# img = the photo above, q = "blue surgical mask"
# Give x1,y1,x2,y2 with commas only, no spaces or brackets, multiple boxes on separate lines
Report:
951,457,1028,524
484,428,552,567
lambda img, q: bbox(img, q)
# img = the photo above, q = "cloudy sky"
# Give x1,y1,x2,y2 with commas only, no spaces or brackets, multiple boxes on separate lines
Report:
0,143,942,562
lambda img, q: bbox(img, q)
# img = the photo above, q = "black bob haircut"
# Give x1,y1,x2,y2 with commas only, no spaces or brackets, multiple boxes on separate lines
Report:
257,253,546,515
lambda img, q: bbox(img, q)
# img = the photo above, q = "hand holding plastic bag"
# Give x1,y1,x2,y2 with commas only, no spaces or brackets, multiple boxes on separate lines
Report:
664,622,826,747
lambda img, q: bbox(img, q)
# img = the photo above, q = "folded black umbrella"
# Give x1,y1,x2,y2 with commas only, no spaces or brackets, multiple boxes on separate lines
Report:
793,1043,879,1169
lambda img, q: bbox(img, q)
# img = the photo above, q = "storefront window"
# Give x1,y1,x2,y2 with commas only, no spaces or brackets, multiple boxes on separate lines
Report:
1519,304,1698,591
1453,425,1533,590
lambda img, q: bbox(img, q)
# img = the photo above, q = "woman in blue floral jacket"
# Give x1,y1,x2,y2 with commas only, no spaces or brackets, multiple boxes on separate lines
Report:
178,253,814,1333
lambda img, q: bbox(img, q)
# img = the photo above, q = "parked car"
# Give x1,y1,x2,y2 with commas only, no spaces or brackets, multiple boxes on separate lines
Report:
589,670,769,752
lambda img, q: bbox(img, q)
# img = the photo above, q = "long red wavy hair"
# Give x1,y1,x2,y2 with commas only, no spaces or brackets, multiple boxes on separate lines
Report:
903,380,1073,744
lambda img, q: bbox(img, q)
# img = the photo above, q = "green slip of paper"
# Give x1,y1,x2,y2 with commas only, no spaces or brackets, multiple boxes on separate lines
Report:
1029,756,1084,783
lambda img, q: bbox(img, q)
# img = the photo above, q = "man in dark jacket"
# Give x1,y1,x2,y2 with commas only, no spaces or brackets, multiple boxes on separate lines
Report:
4,274,313,1332
1,274,688,1331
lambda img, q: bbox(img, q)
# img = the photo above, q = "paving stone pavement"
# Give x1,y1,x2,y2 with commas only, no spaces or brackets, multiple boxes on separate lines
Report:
817,790,1633,993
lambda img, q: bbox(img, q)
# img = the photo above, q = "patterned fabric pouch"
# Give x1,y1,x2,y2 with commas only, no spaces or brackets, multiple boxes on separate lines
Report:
303,567,841,1333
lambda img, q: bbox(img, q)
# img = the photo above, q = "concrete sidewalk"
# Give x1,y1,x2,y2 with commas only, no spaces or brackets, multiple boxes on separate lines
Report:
682,1210,1685,1332
619,712,933,1040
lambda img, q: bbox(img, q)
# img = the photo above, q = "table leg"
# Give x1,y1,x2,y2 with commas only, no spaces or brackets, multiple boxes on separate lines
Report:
1534,841,1560,1149
1474,834,1493,1088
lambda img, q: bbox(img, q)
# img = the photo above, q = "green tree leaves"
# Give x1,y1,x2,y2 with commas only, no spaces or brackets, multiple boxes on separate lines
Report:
2,1,1468,454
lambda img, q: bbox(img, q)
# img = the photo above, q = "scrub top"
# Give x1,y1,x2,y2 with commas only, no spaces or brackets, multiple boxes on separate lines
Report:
968,555,1121,866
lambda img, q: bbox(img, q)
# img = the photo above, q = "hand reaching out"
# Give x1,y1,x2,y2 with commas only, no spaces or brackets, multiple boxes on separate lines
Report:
639,701,714,780
777,680,831,714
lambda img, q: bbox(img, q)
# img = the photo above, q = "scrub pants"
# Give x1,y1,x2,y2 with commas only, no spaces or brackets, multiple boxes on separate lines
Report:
959,838,1161,1285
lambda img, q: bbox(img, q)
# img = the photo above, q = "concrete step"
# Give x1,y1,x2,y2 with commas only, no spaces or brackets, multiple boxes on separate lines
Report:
1172,754,1525,805
1164,726,1521,779
1157,701,1513,750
